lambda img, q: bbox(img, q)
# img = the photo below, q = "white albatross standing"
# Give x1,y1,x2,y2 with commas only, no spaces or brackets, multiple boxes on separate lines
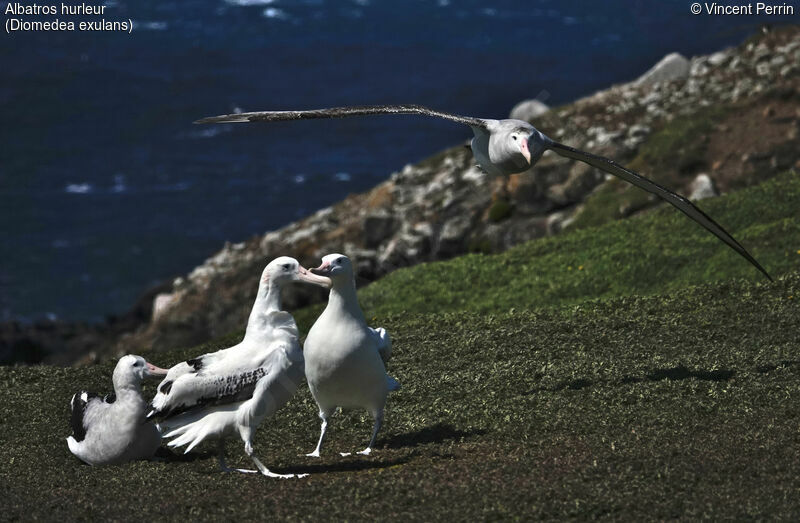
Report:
147,256,330,478
303,253,399,457
67,354,168,466
195,104,771,281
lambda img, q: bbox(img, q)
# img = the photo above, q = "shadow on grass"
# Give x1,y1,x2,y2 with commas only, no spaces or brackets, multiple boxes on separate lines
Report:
381,422,487,449
531,365,737,395
620,365,735,385
645,365,735,382
287,455,412,475
157,447,214,463
755,360,800,373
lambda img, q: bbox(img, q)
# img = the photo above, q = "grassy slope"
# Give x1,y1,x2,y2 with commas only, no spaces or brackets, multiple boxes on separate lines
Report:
295,170,799,330
1,173,799,520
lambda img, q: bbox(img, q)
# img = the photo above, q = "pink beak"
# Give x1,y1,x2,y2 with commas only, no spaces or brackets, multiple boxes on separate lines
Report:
145,362,169,378
520,138,532,165
299,264,332,288
310,260,332,277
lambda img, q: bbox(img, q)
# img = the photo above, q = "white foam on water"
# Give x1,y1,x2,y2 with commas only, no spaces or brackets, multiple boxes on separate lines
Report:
65,183,93,194
262,7,288,19
225,0,276,6
111,174,127,193
138,21,169,31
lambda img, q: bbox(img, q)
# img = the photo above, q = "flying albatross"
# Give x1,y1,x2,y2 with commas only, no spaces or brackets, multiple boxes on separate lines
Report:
195,104,771,281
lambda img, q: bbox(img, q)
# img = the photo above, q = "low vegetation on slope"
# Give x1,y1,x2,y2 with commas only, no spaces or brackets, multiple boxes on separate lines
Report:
295,170,799,329
0,172,798,519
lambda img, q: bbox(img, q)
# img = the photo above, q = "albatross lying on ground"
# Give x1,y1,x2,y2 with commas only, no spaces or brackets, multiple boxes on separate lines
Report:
147,257,329,478
67,354,167,466
303,253,399,457
196,104,771,281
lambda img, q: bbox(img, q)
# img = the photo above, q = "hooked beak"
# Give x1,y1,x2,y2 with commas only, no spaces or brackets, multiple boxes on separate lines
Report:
298,265,331,289
520,138,532,165
310,260,332,277
144,361,169,378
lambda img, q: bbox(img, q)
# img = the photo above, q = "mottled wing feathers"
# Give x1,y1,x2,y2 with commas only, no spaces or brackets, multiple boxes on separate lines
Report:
547,141,772,281
148,341,296,419
195,104,488,129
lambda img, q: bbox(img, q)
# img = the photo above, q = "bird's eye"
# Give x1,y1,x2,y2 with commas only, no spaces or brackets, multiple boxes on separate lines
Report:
337,258,344,265
512,135,517,141
282,264,291,271
132,360,141,367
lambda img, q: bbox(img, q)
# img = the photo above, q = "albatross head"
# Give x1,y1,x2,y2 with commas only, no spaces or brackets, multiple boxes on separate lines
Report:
262,256,331,289
114,355,168,388
309,253,352,286
484,120,549,175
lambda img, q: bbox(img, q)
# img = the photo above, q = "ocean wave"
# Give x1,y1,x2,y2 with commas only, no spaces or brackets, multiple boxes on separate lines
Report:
111,174,127,193
153,181,192,193
224,0,276,6
334,172,351,182
185,125,232,139
262,7,288,19
65,183,93,194
293,174,306,184
136,20,169,31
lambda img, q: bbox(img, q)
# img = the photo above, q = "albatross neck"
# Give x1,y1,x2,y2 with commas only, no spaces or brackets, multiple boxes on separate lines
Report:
327,278,366,325
247,279,283,333
112,375,144,400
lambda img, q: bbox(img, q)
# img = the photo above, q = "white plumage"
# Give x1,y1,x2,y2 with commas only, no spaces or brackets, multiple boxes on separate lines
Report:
148,256,329,477
303,253,400,457
67,354,167,466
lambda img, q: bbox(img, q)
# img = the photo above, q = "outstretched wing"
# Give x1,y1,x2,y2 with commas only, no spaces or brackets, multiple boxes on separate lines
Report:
547,140,772,281
147,341,298,419
195,104,488,129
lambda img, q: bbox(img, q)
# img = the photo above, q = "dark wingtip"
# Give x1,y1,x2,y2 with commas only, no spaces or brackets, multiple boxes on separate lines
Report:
194,117,220,125
194,115,249,125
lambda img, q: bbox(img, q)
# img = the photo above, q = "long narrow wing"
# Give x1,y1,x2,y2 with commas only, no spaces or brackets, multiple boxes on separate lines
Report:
195,104,487,129
147,342,296,419
547,140,771,281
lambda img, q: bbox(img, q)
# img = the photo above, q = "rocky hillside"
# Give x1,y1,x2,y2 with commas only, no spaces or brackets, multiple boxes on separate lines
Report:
4,26,798,365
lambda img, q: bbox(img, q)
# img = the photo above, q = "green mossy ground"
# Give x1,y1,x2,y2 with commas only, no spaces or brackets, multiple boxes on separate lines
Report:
1,173,799,520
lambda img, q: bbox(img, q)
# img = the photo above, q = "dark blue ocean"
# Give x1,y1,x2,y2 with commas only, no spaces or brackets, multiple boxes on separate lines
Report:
0,0,794,322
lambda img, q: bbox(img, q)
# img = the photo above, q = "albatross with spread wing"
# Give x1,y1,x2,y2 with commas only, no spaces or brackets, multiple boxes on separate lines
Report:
196,104,771,281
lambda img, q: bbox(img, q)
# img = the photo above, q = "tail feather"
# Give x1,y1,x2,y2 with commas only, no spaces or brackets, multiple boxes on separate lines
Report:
159,404,239,453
